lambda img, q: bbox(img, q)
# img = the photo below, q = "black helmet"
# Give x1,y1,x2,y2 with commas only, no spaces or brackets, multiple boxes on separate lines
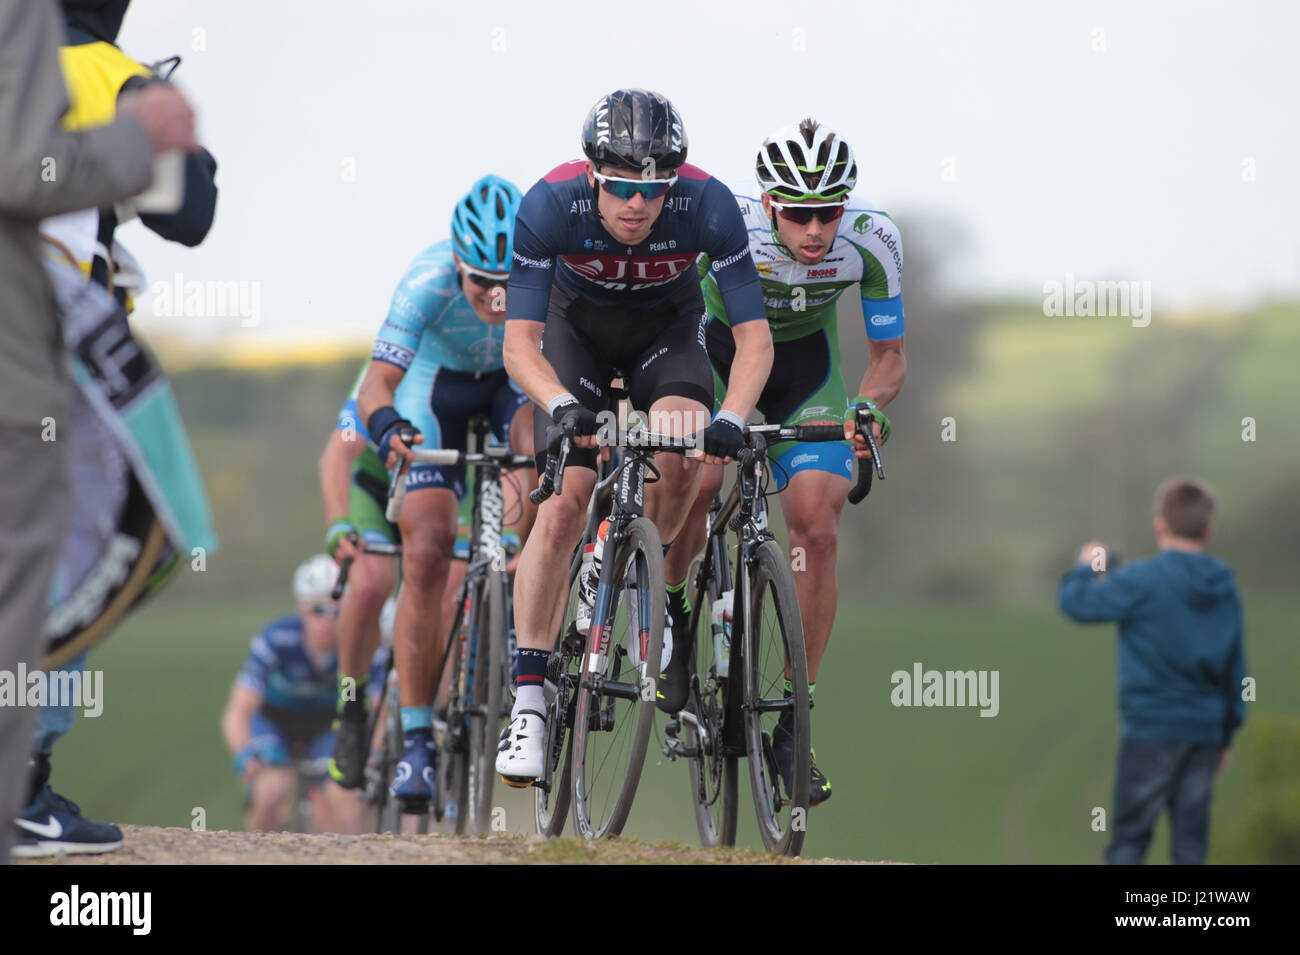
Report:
581,89,688,173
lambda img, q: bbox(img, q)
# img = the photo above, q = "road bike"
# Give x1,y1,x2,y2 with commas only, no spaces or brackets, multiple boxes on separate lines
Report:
382,417,533,834
530,406,690,839
664,407,885,855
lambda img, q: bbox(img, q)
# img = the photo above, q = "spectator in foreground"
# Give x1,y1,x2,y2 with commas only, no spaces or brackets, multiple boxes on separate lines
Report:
1058,476,1246,865
0,0,195,862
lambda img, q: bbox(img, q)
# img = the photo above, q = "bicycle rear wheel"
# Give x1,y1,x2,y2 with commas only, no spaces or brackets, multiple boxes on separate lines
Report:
534,553,583,837
684,554,738,848
741,538,810,856
570,516,664,839
466,570,508,834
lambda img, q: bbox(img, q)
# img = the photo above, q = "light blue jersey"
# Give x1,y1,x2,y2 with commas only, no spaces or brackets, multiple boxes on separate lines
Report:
372,240,507,376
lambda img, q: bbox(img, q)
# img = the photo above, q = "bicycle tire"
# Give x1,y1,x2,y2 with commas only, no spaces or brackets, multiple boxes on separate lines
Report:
684,555,739,848
375,674,404,833
570,516,664,839
742,538,810,856
534,552,583,837
437,585,474,835
466,570,507,834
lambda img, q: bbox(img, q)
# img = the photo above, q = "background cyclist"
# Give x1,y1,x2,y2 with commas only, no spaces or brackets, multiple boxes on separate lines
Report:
220,556,380,833
495,88,773,783
320,363,525,790
663,119,907,805
353,176,537,812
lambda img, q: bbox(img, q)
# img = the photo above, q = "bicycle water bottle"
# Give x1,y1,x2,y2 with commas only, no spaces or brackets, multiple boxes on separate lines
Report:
575,520,609,636
711,589,734,677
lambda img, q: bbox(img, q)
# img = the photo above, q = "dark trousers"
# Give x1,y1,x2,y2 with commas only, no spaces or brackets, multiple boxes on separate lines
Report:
1106,737,1219,865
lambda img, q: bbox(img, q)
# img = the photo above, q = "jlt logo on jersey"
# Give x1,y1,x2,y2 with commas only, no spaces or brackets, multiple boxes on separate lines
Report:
560,253,695,288
570,198,593,215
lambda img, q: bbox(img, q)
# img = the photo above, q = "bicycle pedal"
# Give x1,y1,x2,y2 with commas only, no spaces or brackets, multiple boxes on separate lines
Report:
500,774,536,790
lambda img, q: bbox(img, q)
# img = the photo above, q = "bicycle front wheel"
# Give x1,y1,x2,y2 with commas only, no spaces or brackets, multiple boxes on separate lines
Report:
570,516,664,839
466,570,508,834
684,554,738,847
436,590,472,835
534,553,583,837
741,538,810,856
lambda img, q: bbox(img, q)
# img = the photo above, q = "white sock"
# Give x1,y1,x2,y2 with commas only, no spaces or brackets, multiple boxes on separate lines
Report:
513,684,545,720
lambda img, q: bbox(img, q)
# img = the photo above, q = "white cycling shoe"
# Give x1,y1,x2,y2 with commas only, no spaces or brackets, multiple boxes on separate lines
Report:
496,709,546,787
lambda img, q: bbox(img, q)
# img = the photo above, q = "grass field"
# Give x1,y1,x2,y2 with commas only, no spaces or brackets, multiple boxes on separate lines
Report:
50,584,1297,863
40,300,1296,862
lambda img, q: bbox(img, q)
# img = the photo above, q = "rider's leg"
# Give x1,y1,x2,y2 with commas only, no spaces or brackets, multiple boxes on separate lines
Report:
778,468,849,684
644,395,709,546
246,766,296,832
313,780,369,834
512,466,597,658
393,488,459,716
505,395,539,547
337,553,395,701
663,461,724,588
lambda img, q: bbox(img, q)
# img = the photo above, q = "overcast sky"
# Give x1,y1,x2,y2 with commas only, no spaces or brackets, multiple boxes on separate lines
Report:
110,0,1299,352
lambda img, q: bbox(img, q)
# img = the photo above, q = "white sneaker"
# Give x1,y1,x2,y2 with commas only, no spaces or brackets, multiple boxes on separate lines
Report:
496,710,546,785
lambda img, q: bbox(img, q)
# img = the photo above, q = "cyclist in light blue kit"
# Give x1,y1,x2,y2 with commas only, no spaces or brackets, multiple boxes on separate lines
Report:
350,176,537,812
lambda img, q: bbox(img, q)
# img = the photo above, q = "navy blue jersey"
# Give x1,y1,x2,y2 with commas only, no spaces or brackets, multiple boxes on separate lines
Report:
507,160,765,324
236,614,386,712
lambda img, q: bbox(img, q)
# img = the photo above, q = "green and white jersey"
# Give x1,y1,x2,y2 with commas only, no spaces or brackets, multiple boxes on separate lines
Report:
698,188,904,343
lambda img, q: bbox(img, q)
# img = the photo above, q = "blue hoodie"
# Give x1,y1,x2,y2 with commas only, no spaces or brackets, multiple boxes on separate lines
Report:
1058,550,1246,747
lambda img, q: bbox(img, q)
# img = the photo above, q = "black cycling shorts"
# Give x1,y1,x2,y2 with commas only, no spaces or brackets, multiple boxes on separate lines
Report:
532,277,714,472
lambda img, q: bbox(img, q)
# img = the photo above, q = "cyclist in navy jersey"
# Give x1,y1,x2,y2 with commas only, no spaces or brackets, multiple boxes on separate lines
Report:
497,88,774,783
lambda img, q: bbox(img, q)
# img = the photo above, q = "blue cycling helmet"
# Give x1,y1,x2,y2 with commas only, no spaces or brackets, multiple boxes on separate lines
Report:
450,175,523,273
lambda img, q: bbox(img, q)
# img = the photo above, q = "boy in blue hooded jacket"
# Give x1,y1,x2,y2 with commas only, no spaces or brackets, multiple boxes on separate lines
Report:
1058,476,1246,865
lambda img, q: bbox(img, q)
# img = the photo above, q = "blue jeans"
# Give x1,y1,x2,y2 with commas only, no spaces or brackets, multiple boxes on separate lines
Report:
1106,737,1219,865
32,651,87,755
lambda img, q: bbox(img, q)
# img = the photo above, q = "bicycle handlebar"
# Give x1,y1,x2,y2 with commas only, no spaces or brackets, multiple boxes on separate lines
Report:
529,422,696,506
847,407,885,505
386,440,534,523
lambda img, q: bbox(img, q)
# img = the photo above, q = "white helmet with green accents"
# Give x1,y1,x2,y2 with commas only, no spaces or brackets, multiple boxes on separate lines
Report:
755,118,857,201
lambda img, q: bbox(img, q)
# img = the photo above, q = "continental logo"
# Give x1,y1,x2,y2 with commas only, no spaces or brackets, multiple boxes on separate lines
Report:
711,248,750,272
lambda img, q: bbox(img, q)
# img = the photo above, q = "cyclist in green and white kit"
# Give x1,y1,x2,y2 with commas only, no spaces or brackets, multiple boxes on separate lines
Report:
662,119,907,804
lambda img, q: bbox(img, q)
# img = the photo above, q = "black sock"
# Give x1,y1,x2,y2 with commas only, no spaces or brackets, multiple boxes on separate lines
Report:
27,752,51,805
666,580,691,621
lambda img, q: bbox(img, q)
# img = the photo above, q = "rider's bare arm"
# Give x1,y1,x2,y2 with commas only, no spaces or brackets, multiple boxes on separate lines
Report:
503,319,570,412
717,318,774,422
319,427,365,525
356,359,405,426
856,335,905,409
849,335,906,452
219,683,262,758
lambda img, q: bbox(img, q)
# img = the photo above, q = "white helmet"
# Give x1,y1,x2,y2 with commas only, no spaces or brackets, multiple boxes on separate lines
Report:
755,118,857,201
293,554,339,603
379,595,397,645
